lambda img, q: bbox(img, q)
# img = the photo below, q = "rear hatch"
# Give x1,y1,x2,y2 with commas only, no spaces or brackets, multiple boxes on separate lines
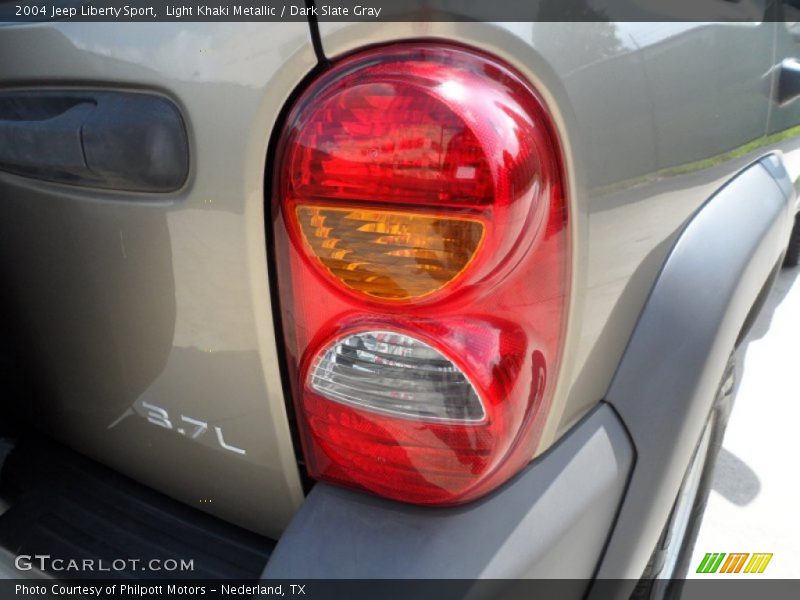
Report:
0,22,317,538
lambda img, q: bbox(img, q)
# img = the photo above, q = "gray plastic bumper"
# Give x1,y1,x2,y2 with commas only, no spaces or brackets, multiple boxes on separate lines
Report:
263,404,632,580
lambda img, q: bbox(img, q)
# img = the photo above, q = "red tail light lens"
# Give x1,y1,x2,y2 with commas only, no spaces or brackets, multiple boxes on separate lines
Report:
273,44,569,505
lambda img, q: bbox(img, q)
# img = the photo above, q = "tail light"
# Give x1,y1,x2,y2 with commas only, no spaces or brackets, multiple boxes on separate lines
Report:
272,44,569,505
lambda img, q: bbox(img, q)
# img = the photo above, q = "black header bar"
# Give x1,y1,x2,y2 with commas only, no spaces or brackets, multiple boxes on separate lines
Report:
0,0,794,23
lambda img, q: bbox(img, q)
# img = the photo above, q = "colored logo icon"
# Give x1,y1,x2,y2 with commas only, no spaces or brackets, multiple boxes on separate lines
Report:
696,553,773,574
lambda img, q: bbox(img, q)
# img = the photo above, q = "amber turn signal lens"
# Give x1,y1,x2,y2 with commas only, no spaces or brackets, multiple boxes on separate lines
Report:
295,205,485,300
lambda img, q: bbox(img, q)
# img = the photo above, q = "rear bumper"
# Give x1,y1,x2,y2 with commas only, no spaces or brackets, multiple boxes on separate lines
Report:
263,404,633,581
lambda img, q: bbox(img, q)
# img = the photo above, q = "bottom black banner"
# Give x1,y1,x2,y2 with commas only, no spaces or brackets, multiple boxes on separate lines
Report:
4,579,800,600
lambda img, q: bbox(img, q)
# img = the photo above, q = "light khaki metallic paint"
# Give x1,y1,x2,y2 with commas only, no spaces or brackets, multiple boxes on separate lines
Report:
0,23,315,537
2,18,800,536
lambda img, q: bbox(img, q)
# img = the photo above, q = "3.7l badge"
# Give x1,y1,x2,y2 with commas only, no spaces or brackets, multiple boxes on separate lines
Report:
108,400,247,456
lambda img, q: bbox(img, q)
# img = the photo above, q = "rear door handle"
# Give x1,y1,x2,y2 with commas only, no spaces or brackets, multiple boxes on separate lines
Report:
772,58,800,106
0,91,189,192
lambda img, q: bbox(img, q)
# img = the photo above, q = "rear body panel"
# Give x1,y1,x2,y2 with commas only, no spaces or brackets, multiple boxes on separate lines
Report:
0,23,316,537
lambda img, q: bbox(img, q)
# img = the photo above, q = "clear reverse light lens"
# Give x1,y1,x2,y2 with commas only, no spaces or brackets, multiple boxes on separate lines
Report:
308,331,485,423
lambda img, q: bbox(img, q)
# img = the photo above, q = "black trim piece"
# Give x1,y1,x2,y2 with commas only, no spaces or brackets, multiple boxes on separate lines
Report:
0,90,188,192
306,0,330,67
262,46,331,495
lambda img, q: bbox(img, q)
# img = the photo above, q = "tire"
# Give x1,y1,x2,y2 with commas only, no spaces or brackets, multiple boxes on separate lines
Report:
632,355,736,599
784,213,800,268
